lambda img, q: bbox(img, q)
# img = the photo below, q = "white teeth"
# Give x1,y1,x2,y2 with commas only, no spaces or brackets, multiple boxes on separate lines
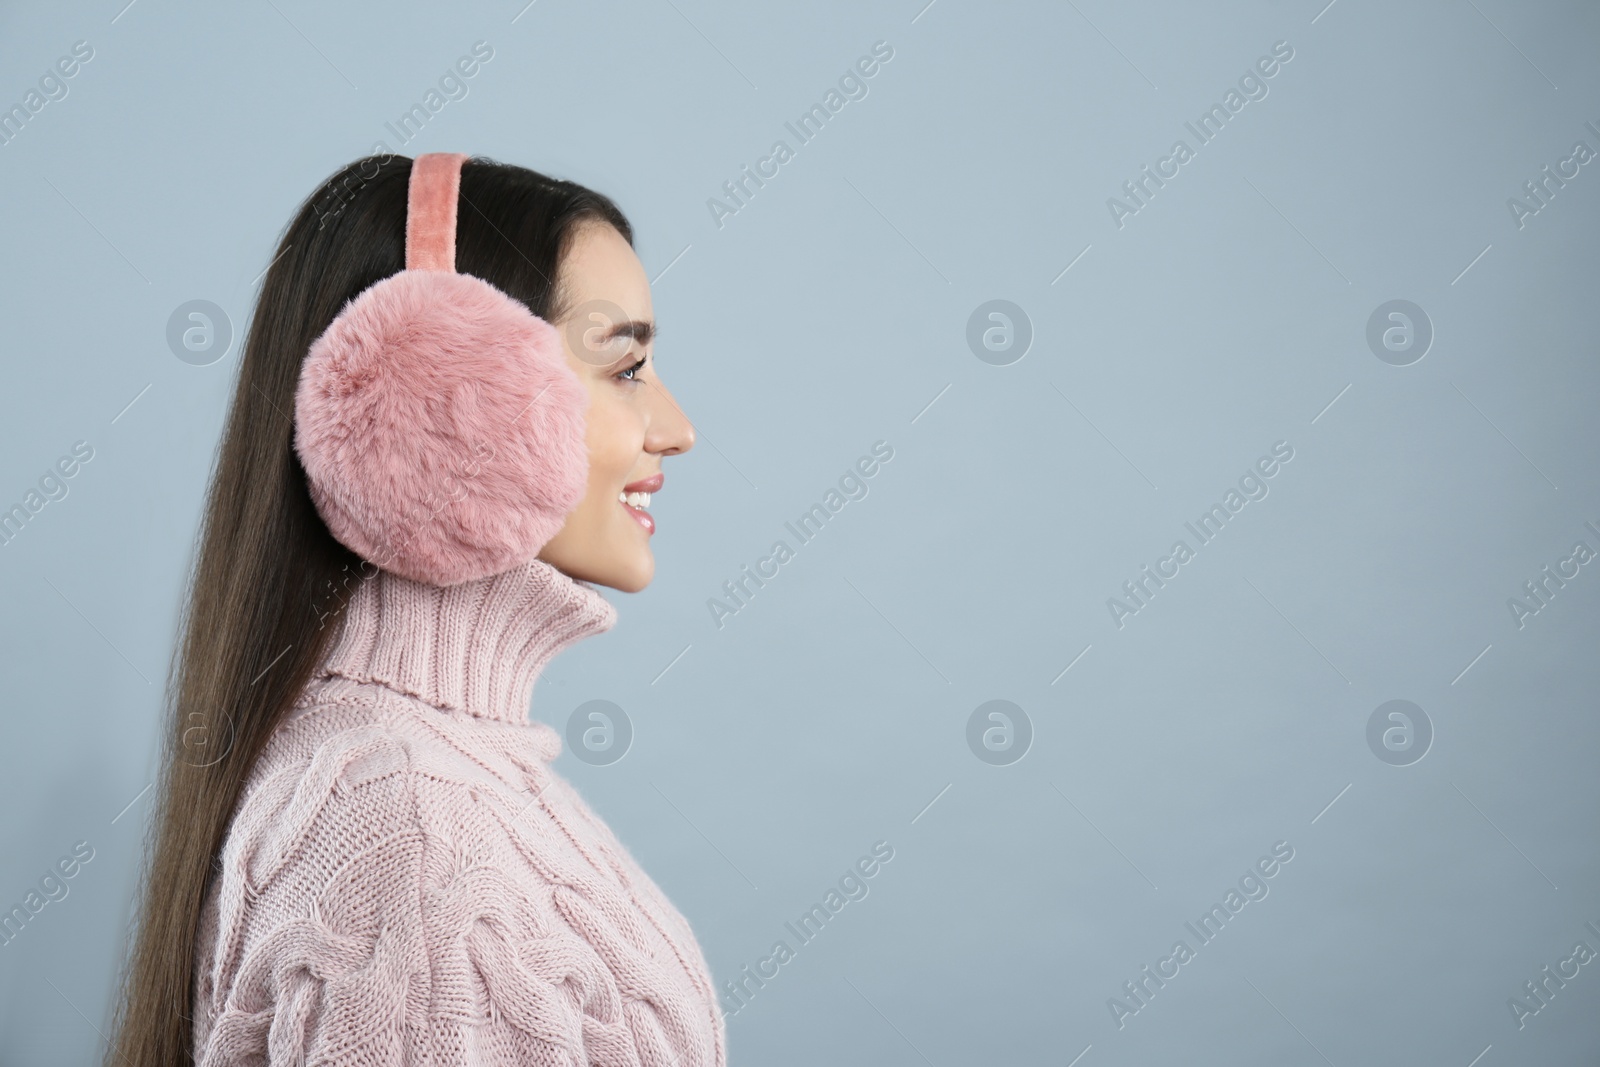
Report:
619,491,652,510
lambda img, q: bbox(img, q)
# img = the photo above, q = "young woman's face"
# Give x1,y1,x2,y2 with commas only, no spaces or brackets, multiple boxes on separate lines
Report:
537,221,694,593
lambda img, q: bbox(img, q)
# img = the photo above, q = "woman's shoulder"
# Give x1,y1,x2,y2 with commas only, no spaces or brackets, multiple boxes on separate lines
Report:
224,678,574,894
195,683,725,1067
216,699,431,901
198,687,535,1007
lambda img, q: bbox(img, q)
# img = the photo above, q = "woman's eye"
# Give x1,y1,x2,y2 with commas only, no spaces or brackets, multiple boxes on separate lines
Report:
616,356,647,382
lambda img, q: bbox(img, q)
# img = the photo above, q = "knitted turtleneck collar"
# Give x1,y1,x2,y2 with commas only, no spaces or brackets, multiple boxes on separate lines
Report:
310,556,618,726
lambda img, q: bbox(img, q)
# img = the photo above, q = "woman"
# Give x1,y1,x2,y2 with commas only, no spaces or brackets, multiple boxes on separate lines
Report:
105,153,722,1065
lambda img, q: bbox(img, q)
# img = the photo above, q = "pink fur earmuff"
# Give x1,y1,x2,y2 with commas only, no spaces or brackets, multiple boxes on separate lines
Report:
293,152,589,587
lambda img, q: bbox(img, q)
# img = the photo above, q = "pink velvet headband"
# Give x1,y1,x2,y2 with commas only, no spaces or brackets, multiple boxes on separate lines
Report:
405,151,465,272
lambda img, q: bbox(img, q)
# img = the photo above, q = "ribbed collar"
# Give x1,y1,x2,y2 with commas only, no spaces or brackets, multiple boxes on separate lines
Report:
312,557,618,725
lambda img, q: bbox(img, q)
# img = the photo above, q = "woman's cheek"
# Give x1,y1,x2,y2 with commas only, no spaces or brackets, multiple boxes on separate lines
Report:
595,394,640,476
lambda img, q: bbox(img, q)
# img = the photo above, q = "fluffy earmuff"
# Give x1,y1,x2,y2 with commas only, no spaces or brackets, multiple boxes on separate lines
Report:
292,153,590,587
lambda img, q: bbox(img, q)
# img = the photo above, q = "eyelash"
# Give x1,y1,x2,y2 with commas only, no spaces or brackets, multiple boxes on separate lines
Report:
615,354,648,383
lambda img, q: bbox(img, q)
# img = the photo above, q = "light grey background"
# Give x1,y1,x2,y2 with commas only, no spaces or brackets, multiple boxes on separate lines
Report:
2,0,1598,1063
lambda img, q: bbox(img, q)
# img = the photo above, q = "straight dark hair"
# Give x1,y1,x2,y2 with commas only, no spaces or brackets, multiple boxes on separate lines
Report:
104,152,632,1067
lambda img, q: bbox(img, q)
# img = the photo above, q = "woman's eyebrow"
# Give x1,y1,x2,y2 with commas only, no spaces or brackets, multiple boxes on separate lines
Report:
601,319,654,346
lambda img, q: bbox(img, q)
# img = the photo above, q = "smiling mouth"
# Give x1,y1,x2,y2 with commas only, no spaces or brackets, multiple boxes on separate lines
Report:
619,491,655,534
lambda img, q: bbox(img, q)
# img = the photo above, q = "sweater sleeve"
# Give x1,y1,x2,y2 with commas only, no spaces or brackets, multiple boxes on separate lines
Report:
193,727,625,1067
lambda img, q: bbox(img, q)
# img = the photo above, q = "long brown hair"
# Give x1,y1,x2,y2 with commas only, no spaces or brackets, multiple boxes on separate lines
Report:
105,153,632,1066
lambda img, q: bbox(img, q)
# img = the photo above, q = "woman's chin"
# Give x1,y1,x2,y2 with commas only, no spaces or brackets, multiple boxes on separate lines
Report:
562,543,654,593
608,549,655,593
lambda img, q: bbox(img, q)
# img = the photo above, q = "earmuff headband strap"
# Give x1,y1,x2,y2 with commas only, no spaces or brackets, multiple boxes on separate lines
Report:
405,152,468,272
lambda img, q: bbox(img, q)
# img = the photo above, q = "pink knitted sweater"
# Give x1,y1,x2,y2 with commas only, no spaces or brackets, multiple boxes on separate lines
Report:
191,558,726,1065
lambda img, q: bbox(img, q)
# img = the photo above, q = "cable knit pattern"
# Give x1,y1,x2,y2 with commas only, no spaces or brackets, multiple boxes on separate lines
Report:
192,559,726,1066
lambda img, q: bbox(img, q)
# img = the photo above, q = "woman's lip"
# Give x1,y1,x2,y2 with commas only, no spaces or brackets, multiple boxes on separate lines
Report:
622,498,655,535
623,472,664,493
